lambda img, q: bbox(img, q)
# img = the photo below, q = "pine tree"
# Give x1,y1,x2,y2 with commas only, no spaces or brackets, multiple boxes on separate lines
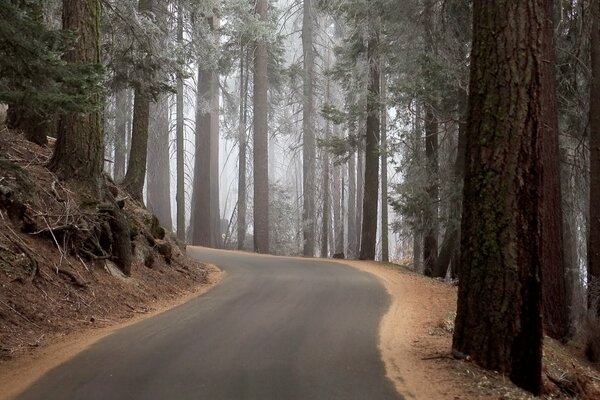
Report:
49,0,104,199
452,0,561,393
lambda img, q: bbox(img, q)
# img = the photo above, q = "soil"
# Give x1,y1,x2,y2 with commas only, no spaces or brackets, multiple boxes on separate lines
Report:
0,130,222,398
342,260,600,400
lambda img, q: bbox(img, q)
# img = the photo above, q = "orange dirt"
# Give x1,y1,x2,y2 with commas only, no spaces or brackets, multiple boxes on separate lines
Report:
341,260,600,400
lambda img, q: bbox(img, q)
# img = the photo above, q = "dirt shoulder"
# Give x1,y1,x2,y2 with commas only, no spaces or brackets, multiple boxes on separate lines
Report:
0,266,222,400
340,260,600,400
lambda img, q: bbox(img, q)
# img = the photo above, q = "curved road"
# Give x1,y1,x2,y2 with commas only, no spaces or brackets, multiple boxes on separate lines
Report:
18,247,402,400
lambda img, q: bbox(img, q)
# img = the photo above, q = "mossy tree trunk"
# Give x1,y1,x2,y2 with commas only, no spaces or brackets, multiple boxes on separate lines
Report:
49,0,103,199
452,0,562,394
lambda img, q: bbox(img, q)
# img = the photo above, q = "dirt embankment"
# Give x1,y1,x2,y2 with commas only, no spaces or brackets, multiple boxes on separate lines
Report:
343,260,600,400
0,131,222,398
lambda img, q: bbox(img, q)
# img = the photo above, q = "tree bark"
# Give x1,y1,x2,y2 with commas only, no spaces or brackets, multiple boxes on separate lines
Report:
539,0,569,339
176,1,185,241
380,71,389,262
347,150,357,258
122,87,150,202
333,156,344,257
433,89,467,278
113,89,128,182
50,0,103,199
237,45,249,250
302,0,316,257
146,95,172,230
122,0,154,203
359,22,380,261
452,0,561,394
422,0,439,276
253,0,269,253
589,0,600,314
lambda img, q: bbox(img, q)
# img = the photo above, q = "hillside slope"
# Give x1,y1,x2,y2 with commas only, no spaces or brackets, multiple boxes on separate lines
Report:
0,129,215,365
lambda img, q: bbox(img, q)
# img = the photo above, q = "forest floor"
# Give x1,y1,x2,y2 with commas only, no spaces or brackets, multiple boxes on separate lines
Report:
0,130,222,399
344,260,600,400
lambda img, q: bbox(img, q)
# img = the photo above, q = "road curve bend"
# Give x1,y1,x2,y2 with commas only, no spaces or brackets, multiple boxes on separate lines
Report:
17,247,402,400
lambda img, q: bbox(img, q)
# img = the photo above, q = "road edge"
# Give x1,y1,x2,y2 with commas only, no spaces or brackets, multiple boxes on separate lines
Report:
336,259,460,400
0,265,224,400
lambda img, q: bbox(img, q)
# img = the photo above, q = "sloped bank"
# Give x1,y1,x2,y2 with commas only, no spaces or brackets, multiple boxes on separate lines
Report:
0,130,220,372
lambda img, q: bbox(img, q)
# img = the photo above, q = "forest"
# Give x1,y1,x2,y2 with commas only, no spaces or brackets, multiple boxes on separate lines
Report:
1,0,600,397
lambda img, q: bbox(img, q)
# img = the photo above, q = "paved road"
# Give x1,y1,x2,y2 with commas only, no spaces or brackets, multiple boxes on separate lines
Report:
18,247,402,400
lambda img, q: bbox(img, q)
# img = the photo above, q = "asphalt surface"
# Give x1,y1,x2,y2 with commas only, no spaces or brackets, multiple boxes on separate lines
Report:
17,247,402,400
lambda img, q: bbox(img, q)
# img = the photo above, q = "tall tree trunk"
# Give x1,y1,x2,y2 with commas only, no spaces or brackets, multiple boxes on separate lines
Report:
123,87,150,203
253,0,269,253
589,0,600,314
146,96,172,229
114,89,128,182
540,0,569,339
412,103,423,272
302,0,316,257
210,21,221,247
347,150,357,258
356,140,364,250
452,0,561,394
561,149,579,326
176,1,185,241
50,0,103,199
380,71,389,262
237,45,249,250
422,0,438,276
433,89,467,278
122,0,154,203
191,16,220,248
359,22,380,261
423,105,438,275
333,159,344,257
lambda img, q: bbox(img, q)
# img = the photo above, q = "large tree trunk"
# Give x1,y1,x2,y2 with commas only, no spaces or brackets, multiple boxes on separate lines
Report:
359,24,380,261
146,95,172,230
452,0,561,394
190,16,220,248
253,0,269,253
176,1,185,241
122,0,154,203
191,65,213,246
50,0,103,199
302,0,316,257
589,0,600,314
